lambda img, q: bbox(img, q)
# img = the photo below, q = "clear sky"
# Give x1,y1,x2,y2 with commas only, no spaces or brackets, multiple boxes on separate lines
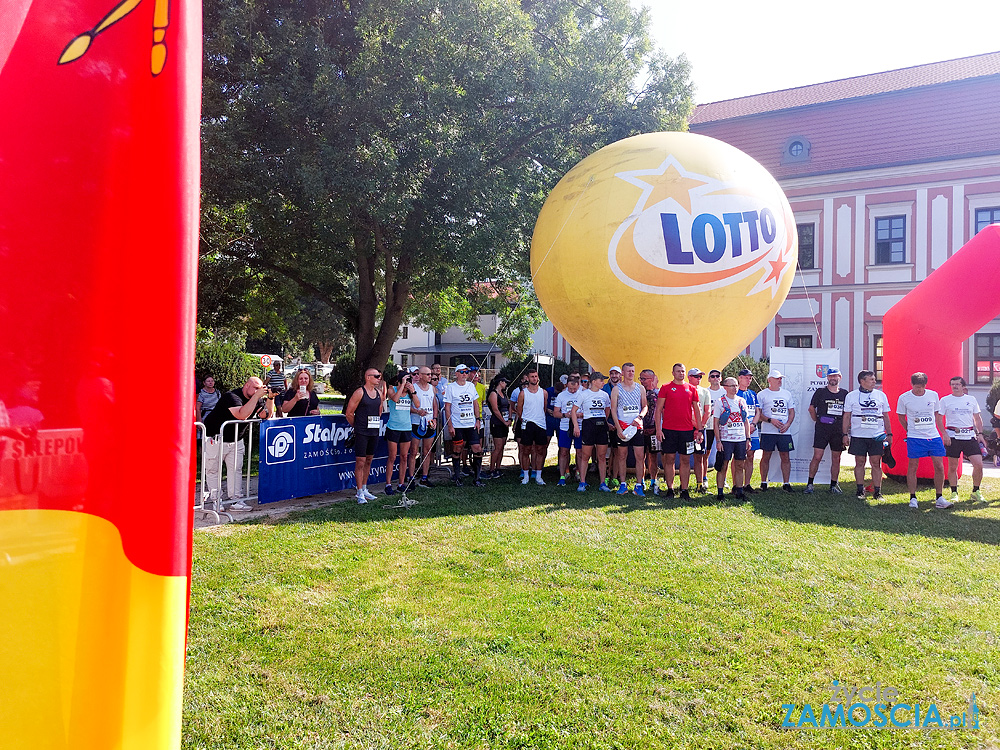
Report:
646,0,1000,104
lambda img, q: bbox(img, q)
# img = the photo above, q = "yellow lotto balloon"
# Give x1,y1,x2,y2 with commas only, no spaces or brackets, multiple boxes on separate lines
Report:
531,131,796,376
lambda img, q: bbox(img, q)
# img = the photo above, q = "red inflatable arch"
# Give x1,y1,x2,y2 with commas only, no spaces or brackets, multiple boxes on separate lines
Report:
882,225,1000,477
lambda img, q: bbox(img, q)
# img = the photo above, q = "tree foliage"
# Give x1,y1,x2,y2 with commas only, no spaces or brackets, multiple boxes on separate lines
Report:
201,0,693,380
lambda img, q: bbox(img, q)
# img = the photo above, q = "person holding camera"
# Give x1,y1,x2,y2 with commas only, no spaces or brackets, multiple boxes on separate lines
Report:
202,376,274,510
384,371,416,494
279,369,321,417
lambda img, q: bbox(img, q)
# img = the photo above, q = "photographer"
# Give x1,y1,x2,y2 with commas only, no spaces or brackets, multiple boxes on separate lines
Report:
280,369,321,417
384,370,416,494
202,376,274,511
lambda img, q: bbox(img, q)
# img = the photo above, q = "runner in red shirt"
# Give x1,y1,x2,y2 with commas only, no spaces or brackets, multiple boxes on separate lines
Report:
654,363,703,500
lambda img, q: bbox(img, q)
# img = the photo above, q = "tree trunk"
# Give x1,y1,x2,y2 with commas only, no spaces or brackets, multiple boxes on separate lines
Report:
317,341,334,363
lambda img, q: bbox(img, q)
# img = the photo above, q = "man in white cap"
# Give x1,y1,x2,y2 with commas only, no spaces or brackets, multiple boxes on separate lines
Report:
805,367,846,494
444,364,484,487
736,368,760,495
755,369,795,492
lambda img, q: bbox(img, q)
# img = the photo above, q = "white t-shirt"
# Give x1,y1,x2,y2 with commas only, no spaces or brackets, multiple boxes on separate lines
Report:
694,385,711,420
938,393,981,440
445,381,479,429
713,394,750,442
574,389,611,421
707,386,725,409
554,388,581,431
844,389,891,438
757,388,795,434
896,389,941,439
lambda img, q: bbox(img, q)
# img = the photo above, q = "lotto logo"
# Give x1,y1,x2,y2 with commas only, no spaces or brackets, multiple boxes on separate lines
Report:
265,425,296,464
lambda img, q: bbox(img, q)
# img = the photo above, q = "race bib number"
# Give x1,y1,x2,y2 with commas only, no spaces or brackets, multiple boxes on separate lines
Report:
501,410,509,422
951,426,974,439
912,414,934,426
827,402,843,416
861,414,881,426
399,396,411,410
684,441,695,455
459,406,475,422
367,415,381,429
590,406,606,418
650,435,660,451
622,405,640,419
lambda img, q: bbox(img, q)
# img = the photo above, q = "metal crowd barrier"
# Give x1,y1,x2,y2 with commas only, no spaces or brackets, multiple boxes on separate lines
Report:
192,421,220,524
198,418,262,521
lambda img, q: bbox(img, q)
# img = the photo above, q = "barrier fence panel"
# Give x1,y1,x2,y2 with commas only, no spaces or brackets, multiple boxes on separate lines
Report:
205,419,262,511
257,415,388,504
192,422,220,524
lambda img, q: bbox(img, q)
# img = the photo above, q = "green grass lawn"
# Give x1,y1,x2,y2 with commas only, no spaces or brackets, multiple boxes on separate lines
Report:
184,467,1000,749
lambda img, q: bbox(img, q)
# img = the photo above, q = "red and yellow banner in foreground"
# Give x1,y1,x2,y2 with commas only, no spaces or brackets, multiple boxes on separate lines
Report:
0,0,200,746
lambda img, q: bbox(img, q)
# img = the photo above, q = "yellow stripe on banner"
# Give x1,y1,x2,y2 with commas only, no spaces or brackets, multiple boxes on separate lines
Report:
0,510,187,750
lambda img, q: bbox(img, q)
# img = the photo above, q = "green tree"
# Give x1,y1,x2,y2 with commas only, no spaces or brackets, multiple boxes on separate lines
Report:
201,0,692,382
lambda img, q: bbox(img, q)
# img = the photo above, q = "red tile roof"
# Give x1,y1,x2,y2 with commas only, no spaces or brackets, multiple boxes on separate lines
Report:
690,51,1000,124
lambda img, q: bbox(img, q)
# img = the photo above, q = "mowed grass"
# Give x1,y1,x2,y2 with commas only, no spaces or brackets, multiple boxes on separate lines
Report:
184,467,1000,749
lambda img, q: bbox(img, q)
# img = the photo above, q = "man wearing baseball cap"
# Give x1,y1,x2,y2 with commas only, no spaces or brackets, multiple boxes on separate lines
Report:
755,369,795,492
736,368,760,495
805,367,847,494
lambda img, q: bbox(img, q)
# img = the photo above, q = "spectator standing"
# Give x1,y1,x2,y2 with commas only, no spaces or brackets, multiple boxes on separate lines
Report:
736,368,760,495
196,375,220,422
280,369,321,417
266,360,286,392
486,375,511,479
409,367,439,487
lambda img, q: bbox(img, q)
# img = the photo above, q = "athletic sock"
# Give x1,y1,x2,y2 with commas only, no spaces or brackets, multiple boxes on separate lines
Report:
760,482,768,490
949,484,957,493
973,485,980,492
830,481,837,488
873,485,881,495
807,477,815,487
471,454,482,480
857,484,865,495
910,494,917,500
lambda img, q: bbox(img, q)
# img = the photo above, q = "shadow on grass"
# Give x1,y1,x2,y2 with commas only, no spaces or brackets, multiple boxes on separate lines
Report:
245,468,1000,546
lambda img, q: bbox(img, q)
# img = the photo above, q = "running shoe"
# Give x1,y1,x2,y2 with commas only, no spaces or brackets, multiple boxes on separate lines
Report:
599,482,612,492
935,497,954,509
634,483,645,497
616,483,628,496
577,482,587,493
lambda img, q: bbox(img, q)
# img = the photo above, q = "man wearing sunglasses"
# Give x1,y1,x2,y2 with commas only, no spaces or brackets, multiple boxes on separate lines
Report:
345,368,386,503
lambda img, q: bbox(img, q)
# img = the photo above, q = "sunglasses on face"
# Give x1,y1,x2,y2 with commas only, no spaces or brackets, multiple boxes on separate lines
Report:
709,374,721,378
691,374,703,379
368,373,381,379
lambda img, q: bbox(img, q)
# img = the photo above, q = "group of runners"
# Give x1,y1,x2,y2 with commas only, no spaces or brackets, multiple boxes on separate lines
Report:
343,360,997,508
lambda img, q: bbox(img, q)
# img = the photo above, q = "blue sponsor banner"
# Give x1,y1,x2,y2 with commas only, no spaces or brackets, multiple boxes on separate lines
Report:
257,415,388,504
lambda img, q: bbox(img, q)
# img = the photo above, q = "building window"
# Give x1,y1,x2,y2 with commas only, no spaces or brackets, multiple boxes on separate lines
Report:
784,335,813,348
975,207,1000,235
797,223,815,269
874,216,906,264
781,136,811,164
975,333,1000,384
873,335,884,383
400,354,408,368
401,326,408,339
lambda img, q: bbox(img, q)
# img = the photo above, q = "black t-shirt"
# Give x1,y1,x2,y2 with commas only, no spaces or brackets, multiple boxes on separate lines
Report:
810,387,847,425
281,388,320,417
203,388,266,439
